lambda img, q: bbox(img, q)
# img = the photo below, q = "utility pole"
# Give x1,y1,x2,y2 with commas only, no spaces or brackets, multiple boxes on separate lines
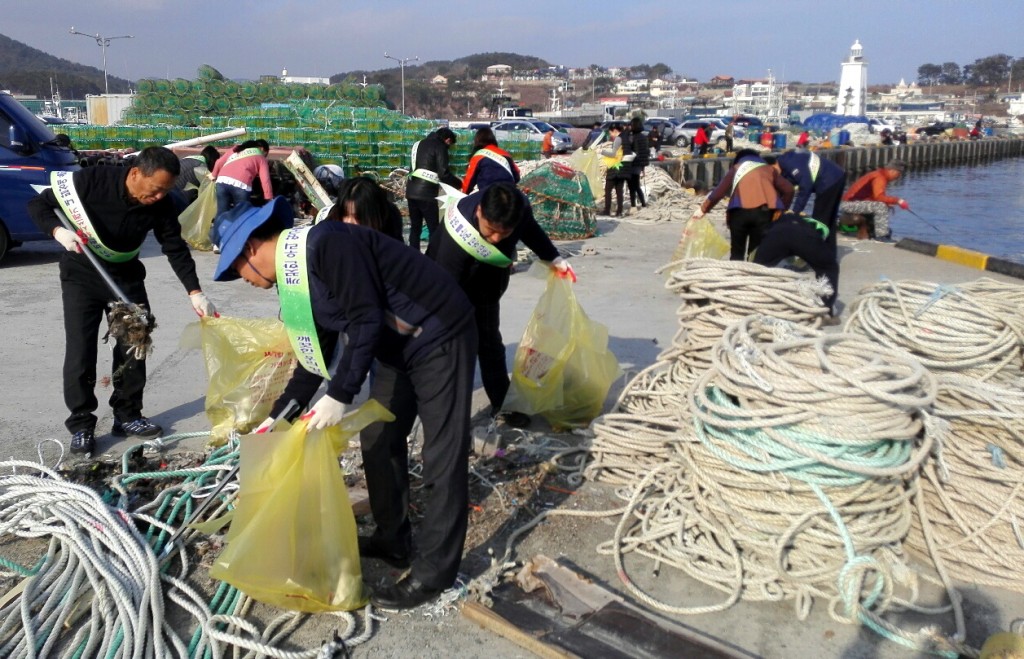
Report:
70,27,133,95
384,52,419,115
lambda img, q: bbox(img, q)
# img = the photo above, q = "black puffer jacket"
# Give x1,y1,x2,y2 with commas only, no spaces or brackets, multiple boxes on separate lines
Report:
405,132,462,201
629,130,650,173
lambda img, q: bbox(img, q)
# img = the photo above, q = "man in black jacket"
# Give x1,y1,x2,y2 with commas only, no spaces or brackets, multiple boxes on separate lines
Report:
426,182,573,428
28,146,217,455
214,200,477,611
405,127,462,250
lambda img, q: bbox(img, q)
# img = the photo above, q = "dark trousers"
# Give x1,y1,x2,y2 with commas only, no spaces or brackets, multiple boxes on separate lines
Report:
725,136,734,152
211,183,252,245
407,198,439,250
359,324,478,590
755,215,839,311
59,258,149,433
726,207,774,261
603,177,624,216
475,301,509,412
810,178,846,309
627,172,646,208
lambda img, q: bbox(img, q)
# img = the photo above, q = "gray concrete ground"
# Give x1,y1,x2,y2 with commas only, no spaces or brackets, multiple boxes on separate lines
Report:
1,211,1020,658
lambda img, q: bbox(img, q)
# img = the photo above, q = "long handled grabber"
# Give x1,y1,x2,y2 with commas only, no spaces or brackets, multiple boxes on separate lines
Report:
157,399,302,564
54,208,156,360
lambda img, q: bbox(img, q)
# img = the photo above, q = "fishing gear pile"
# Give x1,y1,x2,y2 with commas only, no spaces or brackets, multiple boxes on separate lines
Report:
106,301,157,361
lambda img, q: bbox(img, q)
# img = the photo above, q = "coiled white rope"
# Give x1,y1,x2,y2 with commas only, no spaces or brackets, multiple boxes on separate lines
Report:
906,374,1024,594
0,460,219,659
844,278,1024,384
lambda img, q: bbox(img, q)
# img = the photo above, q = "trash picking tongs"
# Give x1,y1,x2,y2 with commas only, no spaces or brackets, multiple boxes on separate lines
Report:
53,208,155,360
157,399,302,565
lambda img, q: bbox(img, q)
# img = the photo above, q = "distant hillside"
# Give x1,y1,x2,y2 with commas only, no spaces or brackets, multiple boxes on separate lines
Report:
0,32,131,98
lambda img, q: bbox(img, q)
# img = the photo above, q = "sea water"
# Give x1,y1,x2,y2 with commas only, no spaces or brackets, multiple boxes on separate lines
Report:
883,156,1024,263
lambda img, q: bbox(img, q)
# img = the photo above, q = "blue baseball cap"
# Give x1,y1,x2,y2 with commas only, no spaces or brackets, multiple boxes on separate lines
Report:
213,196,295,282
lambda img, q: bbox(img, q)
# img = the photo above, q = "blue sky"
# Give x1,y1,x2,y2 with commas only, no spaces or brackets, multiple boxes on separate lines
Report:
4,0,1022,85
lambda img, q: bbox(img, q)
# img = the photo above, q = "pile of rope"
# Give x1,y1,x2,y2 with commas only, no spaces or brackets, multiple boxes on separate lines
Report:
906,374,1024,594
587,259,831,486
587,316,972,656
0,437,376,658
843,278,1024,385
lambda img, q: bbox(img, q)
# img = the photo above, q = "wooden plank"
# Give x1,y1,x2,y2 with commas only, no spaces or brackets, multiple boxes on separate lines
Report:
282,150,332,211
462,601,577,659
582,602,749,659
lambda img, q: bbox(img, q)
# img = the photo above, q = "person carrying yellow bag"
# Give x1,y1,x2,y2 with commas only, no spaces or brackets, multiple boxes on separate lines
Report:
212,195,479,611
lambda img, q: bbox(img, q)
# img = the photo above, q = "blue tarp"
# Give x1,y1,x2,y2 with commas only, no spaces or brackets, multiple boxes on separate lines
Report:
801,113,869,132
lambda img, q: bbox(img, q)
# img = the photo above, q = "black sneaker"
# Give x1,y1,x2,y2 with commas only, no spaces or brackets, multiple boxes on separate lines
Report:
70,429,96,455
112,417,163,439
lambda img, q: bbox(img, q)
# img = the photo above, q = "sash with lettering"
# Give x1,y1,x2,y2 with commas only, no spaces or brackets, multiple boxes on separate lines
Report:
50,170,139,263
472,148,514,178
410,140,440,184
437,184,512,267
730,160,766,195
807,152,821,183
226,147,263,165
276,226,331,379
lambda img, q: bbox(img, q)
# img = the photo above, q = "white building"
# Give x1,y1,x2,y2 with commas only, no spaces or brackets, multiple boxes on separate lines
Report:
280,68,330,85
836,40,867,115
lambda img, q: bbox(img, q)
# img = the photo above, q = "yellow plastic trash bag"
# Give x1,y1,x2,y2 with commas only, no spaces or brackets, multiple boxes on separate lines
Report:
181,316,297,444
178,178,218,250
505,264,622,430
568,147,603,200
210,401,395,612
668,215,730,268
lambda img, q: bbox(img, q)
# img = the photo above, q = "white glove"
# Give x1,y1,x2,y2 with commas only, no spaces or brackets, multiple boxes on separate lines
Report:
253,417,274,434
691,208,706,220
551,256,577,283
53,227,85,253
189,291,219,318
302,395,347,430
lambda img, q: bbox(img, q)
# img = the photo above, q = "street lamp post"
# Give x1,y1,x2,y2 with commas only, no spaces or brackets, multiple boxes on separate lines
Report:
384,52,419,115
69,27,134,95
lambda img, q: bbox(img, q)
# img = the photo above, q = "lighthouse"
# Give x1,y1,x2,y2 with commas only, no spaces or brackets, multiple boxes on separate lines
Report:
836,40,867,116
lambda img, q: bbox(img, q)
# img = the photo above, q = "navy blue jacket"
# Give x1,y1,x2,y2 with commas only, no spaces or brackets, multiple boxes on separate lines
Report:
775,151,845,216
272,221,473,412
425,189,559,305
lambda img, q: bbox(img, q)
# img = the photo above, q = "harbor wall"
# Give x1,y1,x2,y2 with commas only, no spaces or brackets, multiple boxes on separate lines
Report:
652,138,1024,190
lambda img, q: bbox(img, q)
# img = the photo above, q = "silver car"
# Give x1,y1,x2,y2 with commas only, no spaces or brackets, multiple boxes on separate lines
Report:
491,120,572,153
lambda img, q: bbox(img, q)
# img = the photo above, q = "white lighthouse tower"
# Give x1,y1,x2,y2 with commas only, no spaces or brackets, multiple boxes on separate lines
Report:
835,39,867,115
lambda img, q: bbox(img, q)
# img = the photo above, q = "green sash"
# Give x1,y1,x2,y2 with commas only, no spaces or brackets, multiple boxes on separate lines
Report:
276,226,331,379
731,160,766,195
51,171,139,263
438,184,513,267
226,147,262,165
472,148,514,177
808,152,821,183
410,140,440,184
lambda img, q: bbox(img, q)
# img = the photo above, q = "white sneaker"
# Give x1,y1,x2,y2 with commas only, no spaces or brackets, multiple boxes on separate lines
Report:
212,244,221,254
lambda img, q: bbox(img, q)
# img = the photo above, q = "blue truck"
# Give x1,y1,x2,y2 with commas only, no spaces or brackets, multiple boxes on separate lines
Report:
0,91,80,262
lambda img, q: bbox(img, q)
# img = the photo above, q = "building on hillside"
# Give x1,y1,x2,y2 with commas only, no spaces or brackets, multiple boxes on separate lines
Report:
279,69,330,85
431,75,449,86
709,75,735,87
485,64,512,79
836,40,867,115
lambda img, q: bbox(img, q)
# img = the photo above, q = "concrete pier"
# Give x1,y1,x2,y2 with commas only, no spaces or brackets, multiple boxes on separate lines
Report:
654,137,1024,188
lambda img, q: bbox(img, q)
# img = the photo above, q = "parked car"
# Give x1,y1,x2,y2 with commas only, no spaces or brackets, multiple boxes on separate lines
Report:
913,121,956,137
0,91,80,262
867,118,896,133
674,119,728,147
490,119,572,153
731,115,765,129
548,122,575,132
704,118,746,140
643,118,681,144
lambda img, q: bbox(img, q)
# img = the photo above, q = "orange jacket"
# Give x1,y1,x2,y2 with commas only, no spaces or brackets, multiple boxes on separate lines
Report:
843,169,899,205
542,132,554,153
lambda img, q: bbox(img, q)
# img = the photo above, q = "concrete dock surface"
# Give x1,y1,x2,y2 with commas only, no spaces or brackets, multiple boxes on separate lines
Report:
1,211,1020,658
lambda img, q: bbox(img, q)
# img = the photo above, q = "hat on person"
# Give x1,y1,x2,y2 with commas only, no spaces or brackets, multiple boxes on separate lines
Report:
887,159,906,173
213,196,295,282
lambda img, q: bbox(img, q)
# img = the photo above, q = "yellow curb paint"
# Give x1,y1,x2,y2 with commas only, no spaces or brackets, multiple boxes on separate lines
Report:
935,244,989,270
